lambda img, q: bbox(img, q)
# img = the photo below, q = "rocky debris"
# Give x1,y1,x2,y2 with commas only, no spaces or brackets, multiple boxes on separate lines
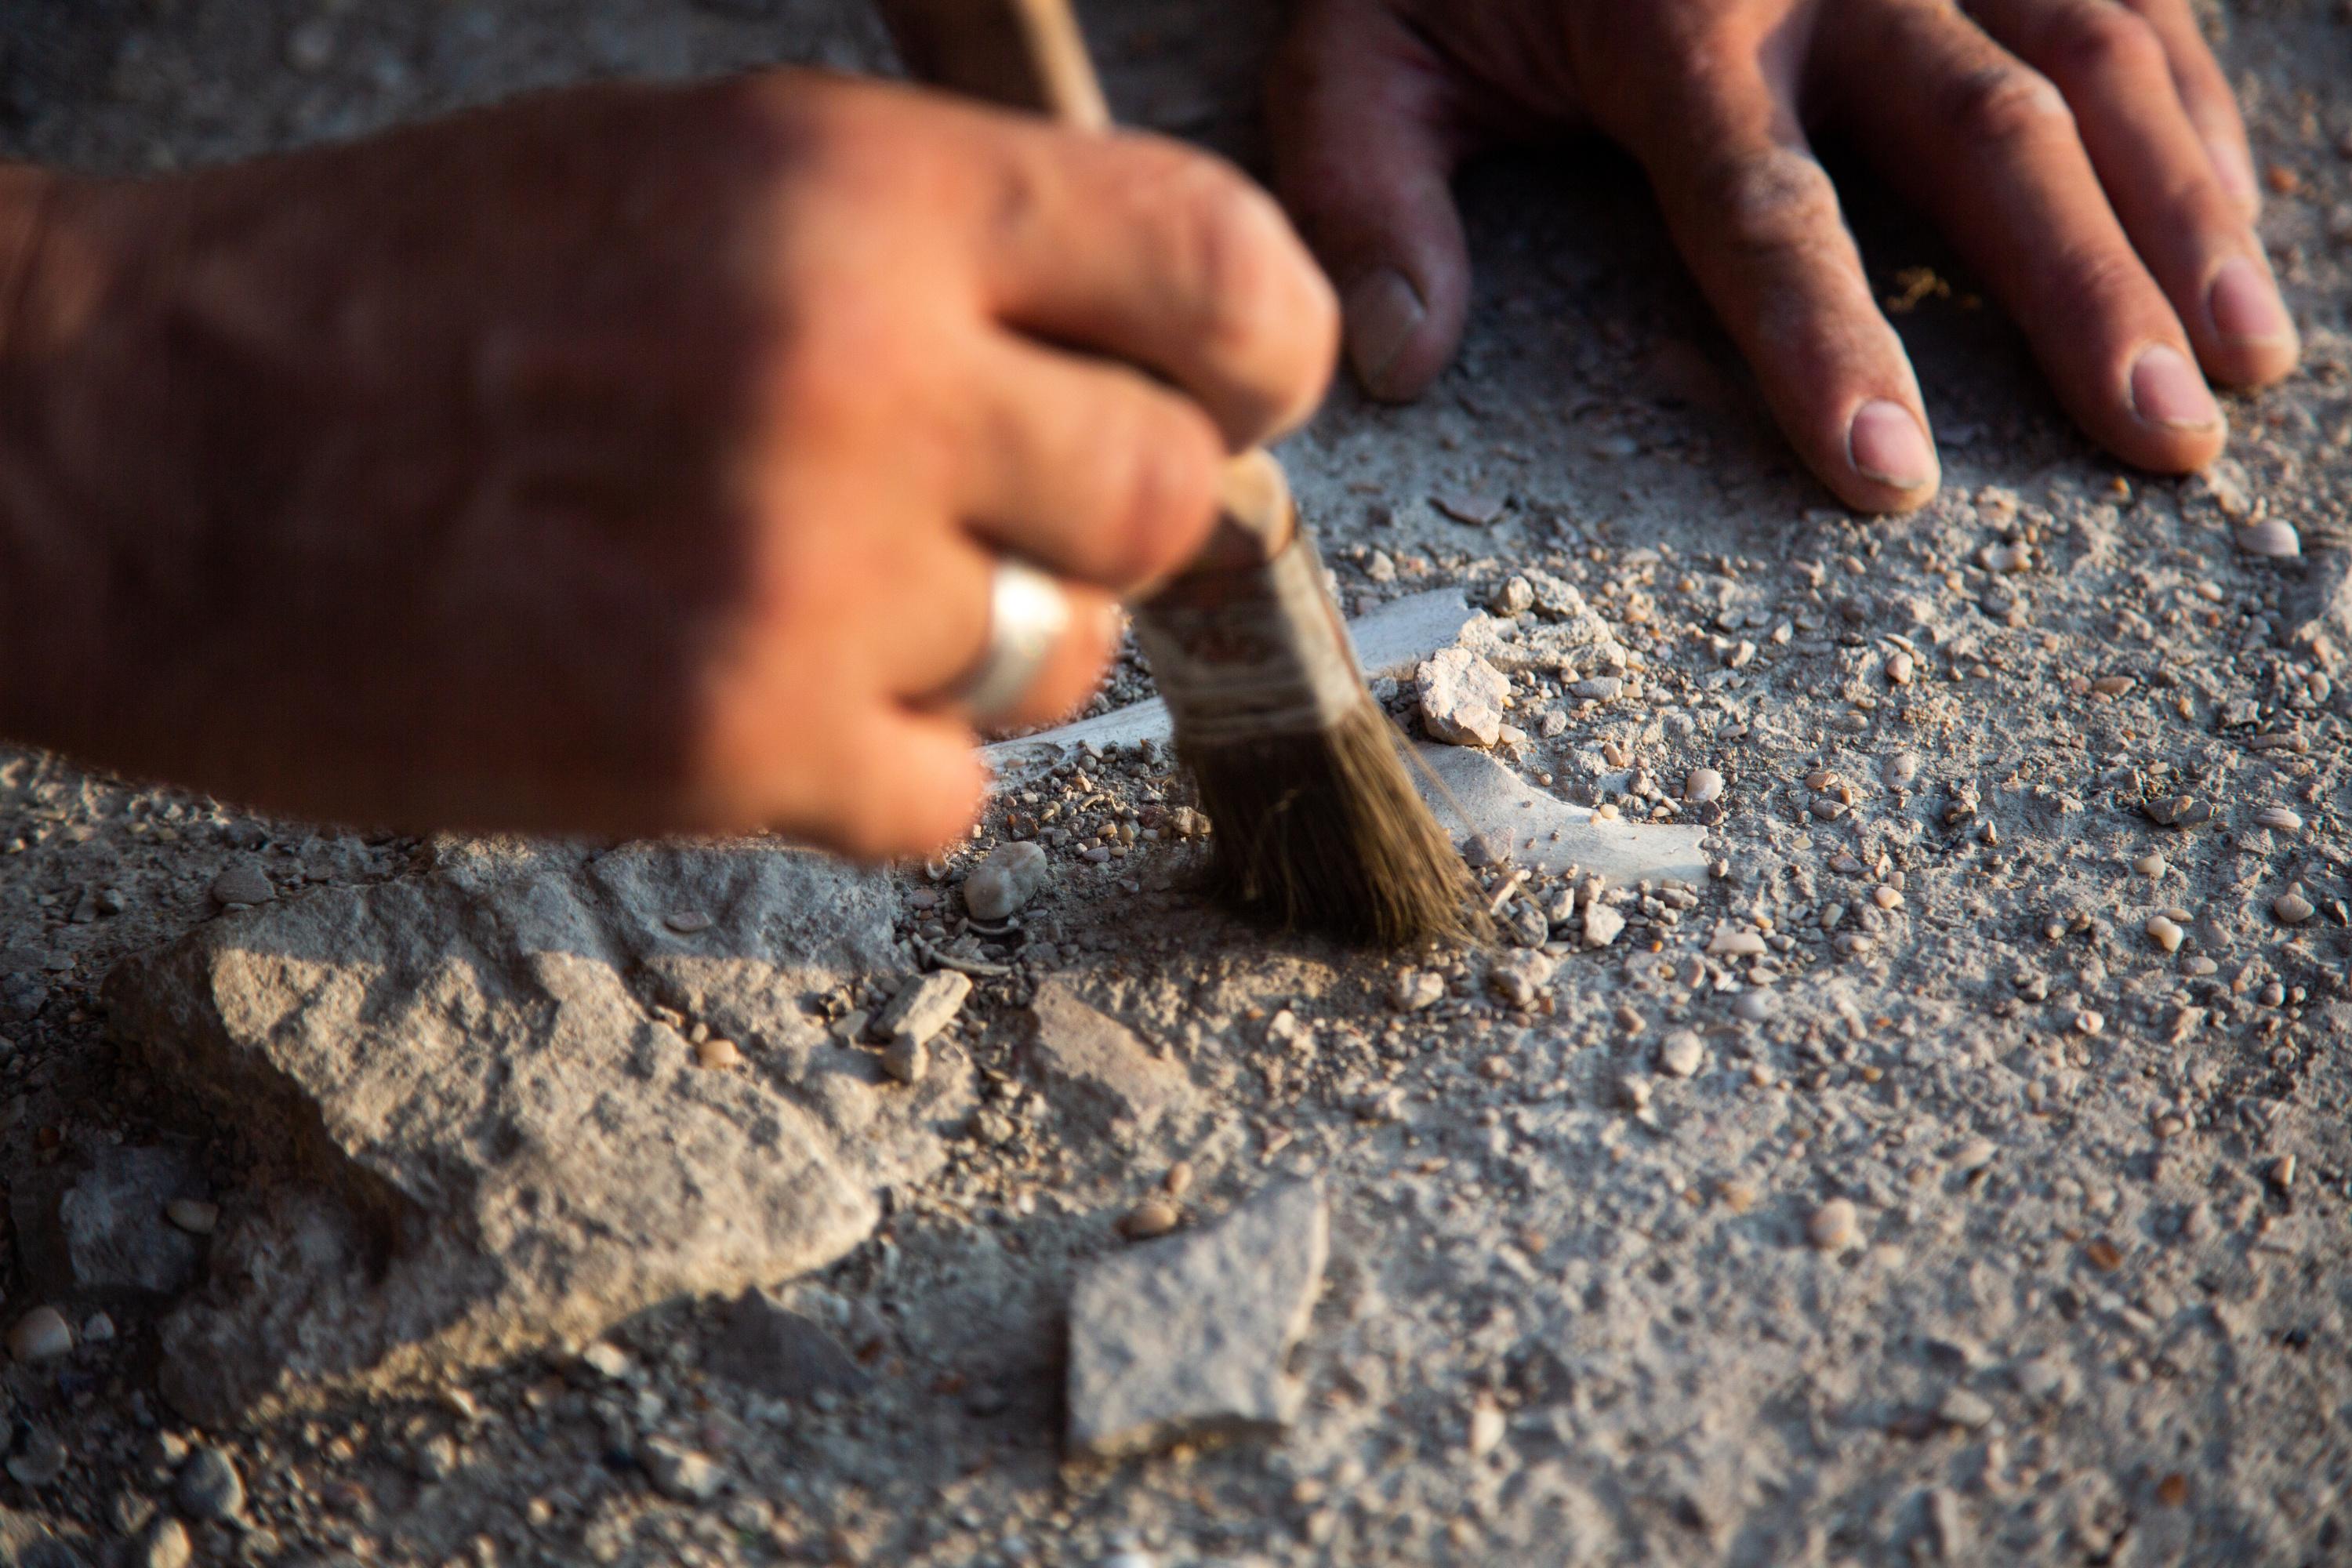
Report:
705,1290,870,1402
1456,583,1625,677
881,1036,928,1084
963,841,1048,921
9,1145,208,1298
1414,746,1712,884
1022,979,1196,1140
1117,1198,1182,1240
106,840,969,1423
8,1308,71,1363
173,1447,244,1523
1581,904,1625,949
639,1438,723,1502
1417,647,1510,746
0,1504,89,1568
872,971,971,1047
1066,1179,1328,1461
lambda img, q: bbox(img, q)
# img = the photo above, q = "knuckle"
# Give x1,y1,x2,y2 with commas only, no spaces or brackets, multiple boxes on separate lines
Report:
1941,63,2073,151
1093,397,1221,586
2038,2,2165,81
2036,241,2154,322
1696,147,1845,260
1161,154,1301,365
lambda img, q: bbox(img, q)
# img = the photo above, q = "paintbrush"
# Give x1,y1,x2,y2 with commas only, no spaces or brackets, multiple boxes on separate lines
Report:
880,0,1481,946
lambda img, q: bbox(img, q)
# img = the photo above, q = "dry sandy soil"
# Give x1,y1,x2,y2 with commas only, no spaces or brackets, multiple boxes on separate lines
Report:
1,2,2349,1566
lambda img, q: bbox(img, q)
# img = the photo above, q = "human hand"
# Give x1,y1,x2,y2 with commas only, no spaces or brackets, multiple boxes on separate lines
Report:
1269,0,2297,510
0,71,1335,858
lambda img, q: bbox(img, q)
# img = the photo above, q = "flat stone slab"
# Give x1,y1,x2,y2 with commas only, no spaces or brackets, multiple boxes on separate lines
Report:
1023,979,1196,1140
1066,1178,1328,1461
1414,746,1713,884
107,838,967,1424
985,589,1471,775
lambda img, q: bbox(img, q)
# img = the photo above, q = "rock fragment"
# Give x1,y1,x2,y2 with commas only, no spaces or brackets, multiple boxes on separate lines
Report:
703,1290,868,1403
1581,904,1625,949
1024,979,1195,1138
1682,768,1724,805
134,1519,192,1568
2273,888,2314,925
1066,1180,1328,1461
964,842,1048,921
873,971,971,1047
5,1429,66,1488
880,1036,928,1084
1417,648,1511,747
1486,950,1555,1008
10,1145,207,1298
1388,972,1443,1012
174,1447,245,1522
2237,518,2300,557
1117,1199,1181,1240
208,864,274,906
8,1308,71,1363
639,1439,723,1501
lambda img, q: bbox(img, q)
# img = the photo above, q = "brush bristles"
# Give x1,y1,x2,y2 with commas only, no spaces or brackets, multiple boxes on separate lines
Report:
1186,700,1489,947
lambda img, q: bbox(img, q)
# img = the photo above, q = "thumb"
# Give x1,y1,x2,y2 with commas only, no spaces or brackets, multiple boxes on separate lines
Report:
1266,0,1473,403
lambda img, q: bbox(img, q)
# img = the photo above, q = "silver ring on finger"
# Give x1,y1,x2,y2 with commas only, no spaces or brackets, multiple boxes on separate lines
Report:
955,559,1071,725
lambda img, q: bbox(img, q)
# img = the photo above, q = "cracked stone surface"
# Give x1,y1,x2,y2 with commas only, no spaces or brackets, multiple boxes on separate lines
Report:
107,838,969,1422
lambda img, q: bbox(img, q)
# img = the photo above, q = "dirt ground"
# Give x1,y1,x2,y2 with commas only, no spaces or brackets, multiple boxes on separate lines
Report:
2,2,2349,1566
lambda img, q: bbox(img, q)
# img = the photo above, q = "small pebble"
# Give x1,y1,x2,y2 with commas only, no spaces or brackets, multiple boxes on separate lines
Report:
2133,853,2167,877
872,971,971,1047
1389,971,1443,1012
1882,752,1920,787
1708,926,1767,956
1872,884,1903,910
208,863,274,906
1683,768,1724,805
638,1439,723,1502
694,1037,741,1070
165,1199,219,1236
1489,575,1534,615
82,1312,114,1345
2074,1010,2105,1036
2252,807,2303,833
662,910,712,934
1885,649,1915,686
1937,1388,1996,1431
2145,916,2183,953
176,1446,245,1522
1658,1031,1704,1079
581,1341,631,1378
1616,1076,1653,1113
2273,889,2314,925
1950,1138,1998,1171
1162,1161,1193,1198
2236,518,2300,558
136,1519,192,1568
1468,1399,1506,1458
1118,1199,1181,1240
5,1428,66,1488
880,1035,928,1084
1807,1199,1859,1251
1581,904,1625,949
8,1307,71,1363
1732,991,1777,1023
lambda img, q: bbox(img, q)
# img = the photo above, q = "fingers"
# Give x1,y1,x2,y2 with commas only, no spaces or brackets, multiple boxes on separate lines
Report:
799,708,991,862
1820,5,2223,473
970,120,1339,449
2118,0,2261,218
955,336,1225,597
1265,0,1475,401
1624,50,1939,511
1965,0,2296,388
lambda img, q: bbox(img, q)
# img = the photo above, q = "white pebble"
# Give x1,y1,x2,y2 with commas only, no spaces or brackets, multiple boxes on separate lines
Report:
1807,1199,1858,1251
1708,926,1767,956
2273,889,2314,925
1683,768,1724,805
1581,904,1625,949
1873,884,1904,910
1468,1399,1506,1457
881,1036,928,1084
1882,752,1920,787
2237,518,2300,558
1389,971,1443,1012
1885,649,1915,686
1658,1031,1704,1079
964,841,1049,921
2144,916,2183,953
2252,807,2304,833
2132,853,2167,878
2074,1010,2105,1036
694,1036,741,1070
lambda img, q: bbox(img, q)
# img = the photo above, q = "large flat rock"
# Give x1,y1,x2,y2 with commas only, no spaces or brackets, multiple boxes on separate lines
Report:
106,838,965,1424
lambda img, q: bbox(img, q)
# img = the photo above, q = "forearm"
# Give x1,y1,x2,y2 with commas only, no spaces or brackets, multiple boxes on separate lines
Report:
0,159,64,750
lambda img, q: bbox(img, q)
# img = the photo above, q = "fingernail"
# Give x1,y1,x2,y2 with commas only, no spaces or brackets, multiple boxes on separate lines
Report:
2206,136,2259,212
2207,255,2294,347
1342,267,1424,397
1846,399,1937,489
2129,343,2221,430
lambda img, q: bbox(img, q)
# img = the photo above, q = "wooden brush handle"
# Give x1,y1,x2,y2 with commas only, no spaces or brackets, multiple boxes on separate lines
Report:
877,0,1294,572
875,0,1110,129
